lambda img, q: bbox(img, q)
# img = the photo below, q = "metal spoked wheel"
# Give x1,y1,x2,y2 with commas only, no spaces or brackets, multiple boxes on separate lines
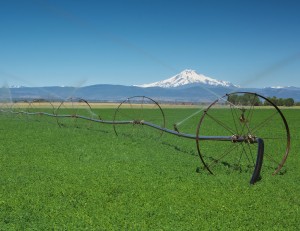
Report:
55,98,99,129
113,96,166,139
196,92,290,177
27,99,55,123
11,100,31,121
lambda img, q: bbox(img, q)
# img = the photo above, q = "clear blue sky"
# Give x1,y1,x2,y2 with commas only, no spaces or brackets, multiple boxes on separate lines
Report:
1,0,300,88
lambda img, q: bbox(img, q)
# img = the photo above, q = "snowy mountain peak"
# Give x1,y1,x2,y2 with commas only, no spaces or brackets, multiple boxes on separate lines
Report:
137,69,235,88
10,85,26,88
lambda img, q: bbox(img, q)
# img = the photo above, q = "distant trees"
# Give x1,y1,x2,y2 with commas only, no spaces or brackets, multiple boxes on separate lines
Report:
228,94,262,106
228,94,295,106
263,96,295,107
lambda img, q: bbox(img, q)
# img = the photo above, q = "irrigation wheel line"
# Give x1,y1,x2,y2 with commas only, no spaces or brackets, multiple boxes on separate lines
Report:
27,99,56,123
55,97,100,129
196,92,290,181
113,96,166,139
0,93,291,185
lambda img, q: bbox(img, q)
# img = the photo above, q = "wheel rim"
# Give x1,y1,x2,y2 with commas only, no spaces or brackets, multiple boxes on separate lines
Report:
55,98,98,129
27,99,55,123
196,92,290,176
113,96,166,139
11,100,31,121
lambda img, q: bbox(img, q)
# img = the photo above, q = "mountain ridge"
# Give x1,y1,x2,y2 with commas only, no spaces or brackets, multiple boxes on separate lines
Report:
5,84,300,102
3,70,300,102
136,69,236,88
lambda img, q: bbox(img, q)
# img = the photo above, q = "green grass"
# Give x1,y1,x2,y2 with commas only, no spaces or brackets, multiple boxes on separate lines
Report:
0,108,300,230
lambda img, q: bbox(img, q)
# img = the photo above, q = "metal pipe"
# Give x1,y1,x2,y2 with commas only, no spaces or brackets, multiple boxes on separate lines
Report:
250,138,264,184
2,109,260,143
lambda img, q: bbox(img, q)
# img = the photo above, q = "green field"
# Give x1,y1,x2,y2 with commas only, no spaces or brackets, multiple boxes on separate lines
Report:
0,106,300,230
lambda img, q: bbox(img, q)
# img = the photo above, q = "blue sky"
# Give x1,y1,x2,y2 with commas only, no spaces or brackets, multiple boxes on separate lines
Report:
1,0,300,88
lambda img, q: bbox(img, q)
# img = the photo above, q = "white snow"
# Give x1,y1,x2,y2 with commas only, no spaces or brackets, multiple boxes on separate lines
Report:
10,85,25,88
270,86,284,89
270,86,291,89
136,69,235,88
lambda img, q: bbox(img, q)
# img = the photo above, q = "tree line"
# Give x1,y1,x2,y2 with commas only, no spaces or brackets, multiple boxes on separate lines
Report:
228,94,296,106
263,96,294,106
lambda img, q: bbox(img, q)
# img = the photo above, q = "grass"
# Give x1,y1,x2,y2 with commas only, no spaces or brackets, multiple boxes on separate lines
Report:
0,107,300,230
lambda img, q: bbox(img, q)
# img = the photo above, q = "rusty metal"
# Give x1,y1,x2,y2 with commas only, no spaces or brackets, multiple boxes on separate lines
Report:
113,96,166,137
195,92,290,182
55,97,99,129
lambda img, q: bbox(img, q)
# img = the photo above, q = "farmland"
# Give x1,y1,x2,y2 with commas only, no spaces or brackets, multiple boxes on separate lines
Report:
0,106,300,230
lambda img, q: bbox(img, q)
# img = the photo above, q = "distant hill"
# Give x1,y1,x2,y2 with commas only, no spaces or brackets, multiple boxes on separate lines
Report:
4,70,300,102
6,84,300,103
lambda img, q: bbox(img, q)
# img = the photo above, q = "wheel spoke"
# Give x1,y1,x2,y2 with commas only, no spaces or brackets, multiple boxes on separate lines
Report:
139,96,145,120
247,95,256,124
206,112,236,135
196,92,290,177
206,143,240,170
264,151,280,165
251,110,279,134
229,105,240,134
117,109,135,121
241,142,255,166
113,96,165,139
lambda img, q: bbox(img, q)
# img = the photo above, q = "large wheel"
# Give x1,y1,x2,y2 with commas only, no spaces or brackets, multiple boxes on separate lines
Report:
196,92,290,176
27,99,55,123
55,98,99,129
10,100,31,120
113,96,166,139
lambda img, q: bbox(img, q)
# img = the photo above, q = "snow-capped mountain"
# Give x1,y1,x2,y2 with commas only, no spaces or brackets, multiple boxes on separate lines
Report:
269,86,292,89
7,77,300,102
136,69,236,88
10,85,26,88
